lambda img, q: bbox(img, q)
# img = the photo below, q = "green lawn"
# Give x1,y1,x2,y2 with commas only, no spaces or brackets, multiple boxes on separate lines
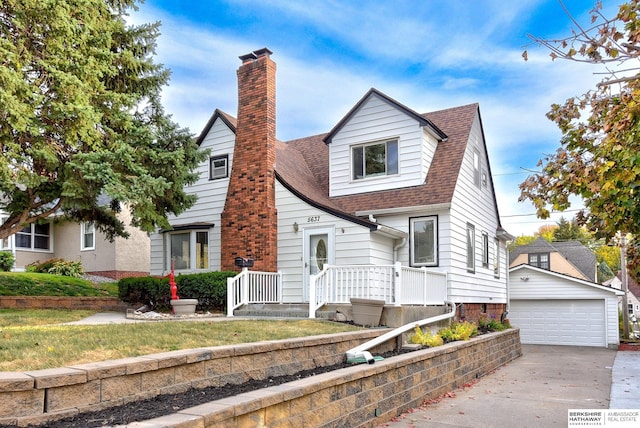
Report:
0,309,361,371
0,272,118,297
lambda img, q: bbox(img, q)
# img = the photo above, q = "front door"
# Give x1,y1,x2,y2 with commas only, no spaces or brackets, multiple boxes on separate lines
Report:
303,227,334,302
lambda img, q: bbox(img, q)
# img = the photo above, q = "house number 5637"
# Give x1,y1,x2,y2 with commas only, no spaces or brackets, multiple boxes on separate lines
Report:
307,216,320,223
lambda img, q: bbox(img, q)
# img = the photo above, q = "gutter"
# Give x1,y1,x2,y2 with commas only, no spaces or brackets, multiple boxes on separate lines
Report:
345,300,456,364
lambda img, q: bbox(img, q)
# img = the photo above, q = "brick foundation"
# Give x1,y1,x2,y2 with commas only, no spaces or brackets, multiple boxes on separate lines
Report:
0,296,129,311
457,303,508,323
86,271,148,280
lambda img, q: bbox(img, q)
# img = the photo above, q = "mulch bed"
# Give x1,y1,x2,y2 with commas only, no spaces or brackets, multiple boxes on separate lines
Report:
1,350,407,428
618,341,640,351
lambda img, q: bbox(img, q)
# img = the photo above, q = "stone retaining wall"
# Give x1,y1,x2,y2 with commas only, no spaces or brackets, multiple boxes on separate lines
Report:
0,296,128,312
0,328,521,427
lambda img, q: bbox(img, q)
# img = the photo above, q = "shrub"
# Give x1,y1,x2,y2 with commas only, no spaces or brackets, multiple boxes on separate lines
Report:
0,251,15,272
118,276,170,310
478,316,509,333
25,258,63,273
47,260,84,278
118,271,237,312
439,321,478,342
408,325,443,347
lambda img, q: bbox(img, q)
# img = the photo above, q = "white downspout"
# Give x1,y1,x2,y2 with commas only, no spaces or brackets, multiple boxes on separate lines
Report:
393,237,407,263
345,300,456,364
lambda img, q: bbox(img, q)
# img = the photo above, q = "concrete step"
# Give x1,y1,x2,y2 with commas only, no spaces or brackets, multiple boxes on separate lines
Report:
233,304,336,320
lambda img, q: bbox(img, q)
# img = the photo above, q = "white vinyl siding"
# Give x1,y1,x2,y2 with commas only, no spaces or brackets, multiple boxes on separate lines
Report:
509,265,621,348
447,113,507,304
276,181,391,302
150,118,233,275
329,93,438,197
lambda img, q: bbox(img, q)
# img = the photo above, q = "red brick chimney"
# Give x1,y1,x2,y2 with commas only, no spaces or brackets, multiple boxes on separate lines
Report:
221,48,278,272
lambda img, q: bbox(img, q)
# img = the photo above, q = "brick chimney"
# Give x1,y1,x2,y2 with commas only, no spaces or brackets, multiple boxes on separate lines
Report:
221,48,278,272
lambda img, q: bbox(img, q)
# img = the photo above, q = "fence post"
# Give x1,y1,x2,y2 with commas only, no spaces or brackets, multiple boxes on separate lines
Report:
241,267,249,304
226,277,234,317
278,271,283,304
309,274,317,319
394,262,402,306
422,267,428,306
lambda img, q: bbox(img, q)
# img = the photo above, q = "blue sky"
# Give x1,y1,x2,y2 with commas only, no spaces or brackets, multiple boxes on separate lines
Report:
130,0,619,237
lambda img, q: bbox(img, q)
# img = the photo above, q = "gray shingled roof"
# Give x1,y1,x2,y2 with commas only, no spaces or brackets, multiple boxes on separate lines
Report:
510,237,597,281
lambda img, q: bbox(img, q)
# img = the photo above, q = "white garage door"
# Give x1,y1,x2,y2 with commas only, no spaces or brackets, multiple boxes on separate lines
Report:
509,300,606,347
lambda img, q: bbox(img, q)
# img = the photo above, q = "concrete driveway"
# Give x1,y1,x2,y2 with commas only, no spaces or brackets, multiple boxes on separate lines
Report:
378,344,618,428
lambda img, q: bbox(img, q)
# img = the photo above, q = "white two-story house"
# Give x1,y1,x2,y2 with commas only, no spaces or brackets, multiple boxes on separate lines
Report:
149,48,511,325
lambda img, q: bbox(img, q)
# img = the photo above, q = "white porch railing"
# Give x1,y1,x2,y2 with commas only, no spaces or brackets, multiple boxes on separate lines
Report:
226,268,283,317
309,262,448,318
226,263,448,318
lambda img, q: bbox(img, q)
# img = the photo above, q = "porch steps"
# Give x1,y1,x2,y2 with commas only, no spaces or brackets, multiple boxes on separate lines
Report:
233,303,336,320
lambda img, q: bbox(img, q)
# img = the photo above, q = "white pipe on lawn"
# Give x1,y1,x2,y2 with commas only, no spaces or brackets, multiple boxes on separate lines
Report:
345,301,456,364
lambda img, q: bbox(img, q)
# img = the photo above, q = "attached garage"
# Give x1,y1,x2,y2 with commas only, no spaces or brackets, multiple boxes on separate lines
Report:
509,264,623,348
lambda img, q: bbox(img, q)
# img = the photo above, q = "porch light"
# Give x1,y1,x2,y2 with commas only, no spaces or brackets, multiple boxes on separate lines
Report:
293,222,299,233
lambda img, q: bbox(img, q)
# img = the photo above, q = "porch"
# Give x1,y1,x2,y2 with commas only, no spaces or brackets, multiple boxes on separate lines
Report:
227,263,450,326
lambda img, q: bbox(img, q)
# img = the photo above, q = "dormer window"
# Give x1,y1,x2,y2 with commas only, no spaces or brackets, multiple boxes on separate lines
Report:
352,139,398,180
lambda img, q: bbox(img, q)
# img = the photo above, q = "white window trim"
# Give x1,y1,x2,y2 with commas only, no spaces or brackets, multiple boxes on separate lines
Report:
351,139,399,181
81,222,96,251
410,216,438,267
209,155,229,180
165,230,210,271
466,223,475,273
473,150,481,188
15,223,53,252
481,232,489,268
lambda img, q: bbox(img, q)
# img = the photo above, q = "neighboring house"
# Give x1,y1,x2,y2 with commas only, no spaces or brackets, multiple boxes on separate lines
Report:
604,271,640,322
509,237,597,282
0,204,150,279
150,48,512,323
509,264,623,348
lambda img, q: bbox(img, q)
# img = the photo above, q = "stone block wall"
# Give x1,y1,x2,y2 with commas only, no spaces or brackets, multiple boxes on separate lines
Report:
0,328,521,427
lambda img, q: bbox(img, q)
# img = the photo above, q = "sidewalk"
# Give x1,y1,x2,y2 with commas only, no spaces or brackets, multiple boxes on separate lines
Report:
378,344,639,428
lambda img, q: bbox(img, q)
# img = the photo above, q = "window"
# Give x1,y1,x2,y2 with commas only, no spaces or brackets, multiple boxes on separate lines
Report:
209,155,229,180
466,223,475,273
628,303,634,315
481,170,488,188
410,216,438,266
196,231,209,269
528,253,550,270
352,139,398,180
81,222,95,250
473,150,481,187
16,223,50,250
0,216,7,249
482,233,489,268
168,230,209,271
494,238,500,278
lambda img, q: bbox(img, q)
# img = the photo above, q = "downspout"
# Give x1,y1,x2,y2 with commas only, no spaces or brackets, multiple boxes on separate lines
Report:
393,237,407,263
346,300,455,364
502,242,510,323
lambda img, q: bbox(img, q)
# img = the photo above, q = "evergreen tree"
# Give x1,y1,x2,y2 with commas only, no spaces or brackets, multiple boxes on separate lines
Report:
0,0,207,240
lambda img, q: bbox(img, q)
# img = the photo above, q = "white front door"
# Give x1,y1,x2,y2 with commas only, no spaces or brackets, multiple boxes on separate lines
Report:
303,227,335,302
